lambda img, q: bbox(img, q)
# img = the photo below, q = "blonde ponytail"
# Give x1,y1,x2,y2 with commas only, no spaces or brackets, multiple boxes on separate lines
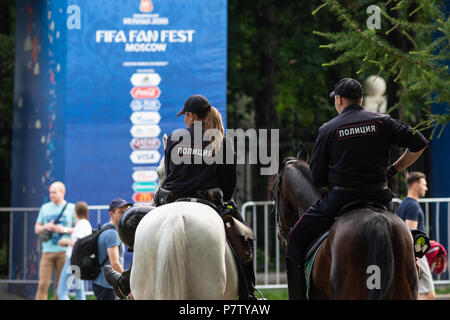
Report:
202,106,224,154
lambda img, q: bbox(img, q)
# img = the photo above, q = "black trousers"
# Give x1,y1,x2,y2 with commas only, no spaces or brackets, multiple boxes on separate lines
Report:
286,188,394,266
93,284,116,300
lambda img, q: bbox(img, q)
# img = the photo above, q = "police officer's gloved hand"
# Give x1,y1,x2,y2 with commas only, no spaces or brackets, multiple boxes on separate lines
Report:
386,165,398,179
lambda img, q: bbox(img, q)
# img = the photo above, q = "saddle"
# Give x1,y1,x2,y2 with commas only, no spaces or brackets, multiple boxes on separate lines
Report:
155,187,226,207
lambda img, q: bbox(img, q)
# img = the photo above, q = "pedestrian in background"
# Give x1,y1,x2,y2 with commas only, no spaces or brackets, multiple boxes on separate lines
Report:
92,198,131,300
34,181,75,300
398,171,435,300
57,201,92,300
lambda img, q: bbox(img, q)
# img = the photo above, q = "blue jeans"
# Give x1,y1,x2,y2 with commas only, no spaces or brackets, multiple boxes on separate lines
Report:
57,257,86,300
93,284,116,300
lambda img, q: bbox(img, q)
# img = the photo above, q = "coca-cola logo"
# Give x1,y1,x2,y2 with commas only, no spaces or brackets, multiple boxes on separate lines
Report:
131,87,161,99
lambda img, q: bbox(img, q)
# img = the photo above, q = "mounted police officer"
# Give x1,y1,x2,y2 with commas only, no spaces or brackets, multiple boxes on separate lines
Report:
286,78,430,299
105,94,258,300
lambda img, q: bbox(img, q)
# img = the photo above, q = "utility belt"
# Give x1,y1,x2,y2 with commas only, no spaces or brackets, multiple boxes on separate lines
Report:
154,187,225,207
332,181,388,192
154,187,254,264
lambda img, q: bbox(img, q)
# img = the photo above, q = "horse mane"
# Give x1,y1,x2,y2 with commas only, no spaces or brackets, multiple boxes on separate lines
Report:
272,155,313,203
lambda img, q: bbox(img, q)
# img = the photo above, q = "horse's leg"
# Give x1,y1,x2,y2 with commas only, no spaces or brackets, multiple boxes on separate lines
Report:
328,226,369,299
310,239,331,299
183,211,237,299
223,245,239,299
390,219,418,299
130,211,163,299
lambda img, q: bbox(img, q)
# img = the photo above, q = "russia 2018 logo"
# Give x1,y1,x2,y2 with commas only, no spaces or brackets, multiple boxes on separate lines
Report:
140,0,153,13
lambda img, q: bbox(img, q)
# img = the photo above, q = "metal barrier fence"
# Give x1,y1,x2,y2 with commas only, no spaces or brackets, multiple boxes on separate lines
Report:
0,205,109,297
242,198,450,289
1,198,449,296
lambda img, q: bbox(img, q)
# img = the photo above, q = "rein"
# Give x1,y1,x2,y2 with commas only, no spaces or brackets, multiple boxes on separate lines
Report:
273,158,299,249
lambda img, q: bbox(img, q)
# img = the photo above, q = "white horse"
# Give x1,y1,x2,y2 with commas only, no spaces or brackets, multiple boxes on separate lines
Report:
130,134,239,299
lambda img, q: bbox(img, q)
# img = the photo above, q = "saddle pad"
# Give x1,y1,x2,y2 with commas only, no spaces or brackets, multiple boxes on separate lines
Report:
304,235,328,300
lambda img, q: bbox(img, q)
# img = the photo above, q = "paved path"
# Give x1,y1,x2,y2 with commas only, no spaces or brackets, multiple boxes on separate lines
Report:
1,282,449,300
0,284,26,300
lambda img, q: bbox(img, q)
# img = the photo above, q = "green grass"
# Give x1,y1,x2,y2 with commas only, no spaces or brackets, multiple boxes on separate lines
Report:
259,288,288,300
260,286,450,300
435,285,450,295
43,285,450,300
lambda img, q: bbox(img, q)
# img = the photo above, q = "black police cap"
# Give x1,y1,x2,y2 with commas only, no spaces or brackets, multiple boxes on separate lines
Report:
176,94,212,117
329,78,363,100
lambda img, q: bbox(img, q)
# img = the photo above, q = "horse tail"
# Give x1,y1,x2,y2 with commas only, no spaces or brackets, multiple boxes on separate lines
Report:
365,212,394,300
155,212,186,299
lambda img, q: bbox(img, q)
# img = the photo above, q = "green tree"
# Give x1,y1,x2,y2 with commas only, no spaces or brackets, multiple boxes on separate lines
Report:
0,1,14,207
228,0,363,201
0,0,14,275
312,0,449,138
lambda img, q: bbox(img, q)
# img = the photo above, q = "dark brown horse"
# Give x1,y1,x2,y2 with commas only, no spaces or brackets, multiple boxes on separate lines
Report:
273,147,418,299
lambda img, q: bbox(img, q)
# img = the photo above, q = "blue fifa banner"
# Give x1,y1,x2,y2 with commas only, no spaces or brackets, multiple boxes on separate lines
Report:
11,0,227,296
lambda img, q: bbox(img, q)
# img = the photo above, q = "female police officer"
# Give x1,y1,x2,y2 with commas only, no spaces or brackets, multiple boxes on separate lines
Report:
105,94,257,300
156,94,236,204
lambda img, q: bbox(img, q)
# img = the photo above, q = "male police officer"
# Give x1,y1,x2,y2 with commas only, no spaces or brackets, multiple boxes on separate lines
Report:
286,78,429,299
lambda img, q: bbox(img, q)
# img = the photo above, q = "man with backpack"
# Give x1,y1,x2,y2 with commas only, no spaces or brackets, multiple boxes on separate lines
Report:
92,198,131,300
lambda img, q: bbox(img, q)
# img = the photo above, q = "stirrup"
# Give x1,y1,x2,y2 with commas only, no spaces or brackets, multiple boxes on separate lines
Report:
254,287,267,300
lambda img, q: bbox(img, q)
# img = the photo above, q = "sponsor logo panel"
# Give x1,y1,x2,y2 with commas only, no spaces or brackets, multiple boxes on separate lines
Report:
130,73,161,87
133,192,154,203
130,111,161,125
132,169,158,182
130,99,161,111
132,181,158,192
130,137,161,150
131,86,161,99
130,150,161,164
130,124,161,137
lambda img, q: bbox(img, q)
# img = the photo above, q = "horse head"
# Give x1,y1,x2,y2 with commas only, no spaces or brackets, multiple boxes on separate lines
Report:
272,145,320,248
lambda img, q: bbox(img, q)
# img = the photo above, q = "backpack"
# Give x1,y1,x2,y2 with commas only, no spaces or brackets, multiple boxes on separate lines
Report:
70,224,115,280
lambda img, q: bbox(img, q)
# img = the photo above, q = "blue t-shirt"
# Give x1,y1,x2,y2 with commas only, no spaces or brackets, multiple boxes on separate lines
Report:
93,222,124,288
397,197,425,232
36,201,75,253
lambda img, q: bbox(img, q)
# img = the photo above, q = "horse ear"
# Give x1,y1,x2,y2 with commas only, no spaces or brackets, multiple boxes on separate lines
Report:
296,144,309,162
163,133,168,149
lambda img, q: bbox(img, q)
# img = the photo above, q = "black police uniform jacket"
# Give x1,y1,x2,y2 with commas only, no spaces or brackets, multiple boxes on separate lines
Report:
161,125,236,201
310,104,429,188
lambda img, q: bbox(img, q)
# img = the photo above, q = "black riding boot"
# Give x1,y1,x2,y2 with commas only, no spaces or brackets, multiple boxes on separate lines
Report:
286,258,306,300
104,264,131,299
242,262,257,300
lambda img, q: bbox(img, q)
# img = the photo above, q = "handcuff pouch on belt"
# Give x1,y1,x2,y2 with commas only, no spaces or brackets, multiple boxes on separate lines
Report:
154,187,173,206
